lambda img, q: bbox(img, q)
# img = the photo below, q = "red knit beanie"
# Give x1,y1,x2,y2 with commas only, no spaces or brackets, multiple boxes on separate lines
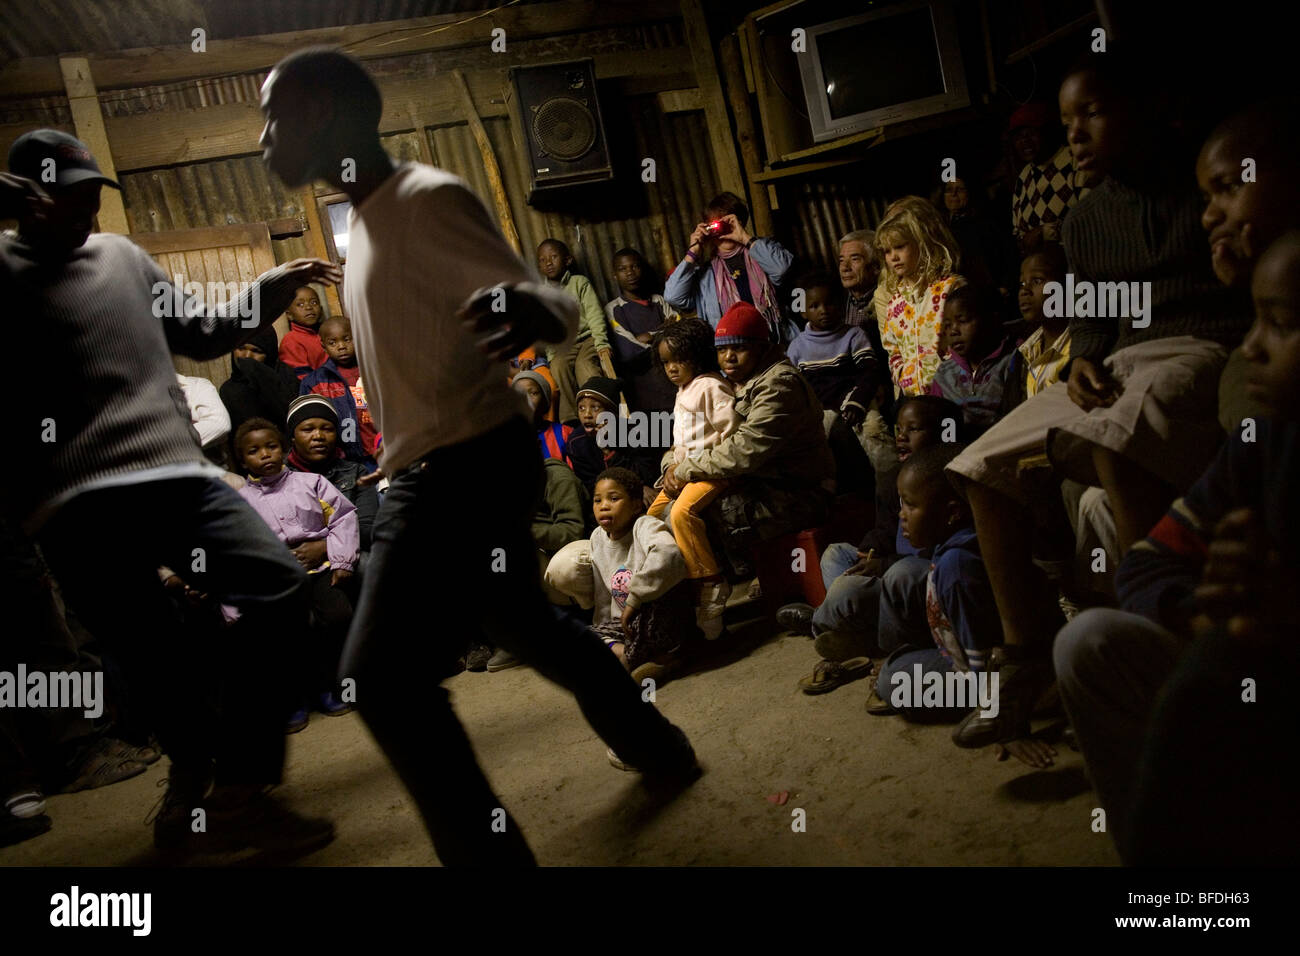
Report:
715,302,769,346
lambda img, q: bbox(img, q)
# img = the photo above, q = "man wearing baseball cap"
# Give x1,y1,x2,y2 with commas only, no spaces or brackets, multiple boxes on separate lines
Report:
1,129,344,858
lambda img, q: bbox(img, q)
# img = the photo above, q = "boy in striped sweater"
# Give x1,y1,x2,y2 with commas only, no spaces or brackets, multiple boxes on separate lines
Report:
785,273,879,430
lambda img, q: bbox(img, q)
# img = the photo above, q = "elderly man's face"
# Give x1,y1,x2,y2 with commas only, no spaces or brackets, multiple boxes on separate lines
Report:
839,240,879,293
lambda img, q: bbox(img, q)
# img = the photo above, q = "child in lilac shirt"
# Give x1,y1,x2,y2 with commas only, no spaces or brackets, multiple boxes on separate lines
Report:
235,417,359,729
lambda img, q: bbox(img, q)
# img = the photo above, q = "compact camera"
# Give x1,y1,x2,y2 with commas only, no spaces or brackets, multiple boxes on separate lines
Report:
703,219,732,238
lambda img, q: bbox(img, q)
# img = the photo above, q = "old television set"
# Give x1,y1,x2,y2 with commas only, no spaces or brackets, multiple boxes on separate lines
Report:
795,0,969,143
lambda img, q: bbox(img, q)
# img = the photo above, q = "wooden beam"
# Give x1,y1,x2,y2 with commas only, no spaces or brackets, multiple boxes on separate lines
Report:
718,34,772,237
776,128,883,165
88,48,690,172
0,0,683,98
655,88,702,114
267,217,305,238
59,57,129,235
1004,11,1099,65
751,158,860,183
450,69,521,257
679,0,744,197
299,188,343,316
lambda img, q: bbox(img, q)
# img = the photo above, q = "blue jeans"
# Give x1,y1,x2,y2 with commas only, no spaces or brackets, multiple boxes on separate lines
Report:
340,416,692,866
38,477,309,786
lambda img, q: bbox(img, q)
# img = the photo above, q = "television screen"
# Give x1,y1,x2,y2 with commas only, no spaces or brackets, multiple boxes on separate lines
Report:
792,0,968,143
818,7,946,120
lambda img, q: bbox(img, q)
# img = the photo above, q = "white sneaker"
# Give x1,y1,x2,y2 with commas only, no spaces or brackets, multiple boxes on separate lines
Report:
696,580,731,640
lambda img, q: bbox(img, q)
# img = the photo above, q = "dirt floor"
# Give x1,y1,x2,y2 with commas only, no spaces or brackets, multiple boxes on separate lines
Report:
0,599,1119,867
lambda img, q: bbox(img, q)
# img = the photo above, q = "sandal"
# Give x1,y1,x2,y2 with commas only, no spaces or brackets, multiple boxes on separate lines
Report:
798,657,873,695
865,685,899,715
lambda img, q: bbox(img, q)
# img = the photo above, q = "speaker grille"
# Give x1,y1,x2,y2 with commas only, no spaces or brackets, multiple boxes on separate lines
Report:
532,96,597,161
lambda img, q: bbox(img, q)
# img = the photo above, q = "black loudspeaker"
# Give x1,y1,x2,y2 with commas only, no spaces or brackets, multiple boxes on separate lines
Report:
507,59,614,201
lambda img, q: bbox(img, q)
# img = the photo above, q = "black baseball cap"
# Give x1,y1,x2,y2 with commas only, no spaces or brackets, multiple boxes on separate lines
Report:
7,129,121,190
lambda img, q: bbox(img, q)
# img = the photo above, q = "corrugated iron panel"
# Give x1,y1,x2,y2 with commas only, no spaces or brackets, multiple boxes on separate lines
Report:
783,175,891,274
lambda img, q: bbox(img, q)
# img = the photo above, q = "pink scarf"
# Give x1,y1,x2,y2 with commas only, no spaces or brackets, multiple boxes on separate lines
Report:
711,248,783,339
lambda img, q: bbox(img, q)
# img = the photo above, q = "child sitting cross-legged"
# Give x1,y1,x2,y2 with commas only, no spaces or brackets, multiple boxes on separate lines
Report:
867,443,1003,720
927,284,1018,435
647,317,740,639
588,468,701,685
235,418,360,731
784,395,963,694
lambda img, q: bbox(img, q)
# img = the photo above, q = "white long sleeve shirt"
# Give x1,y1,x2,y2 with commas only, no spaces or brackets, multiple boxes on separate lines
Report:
343,163,578,472
176,373,230,448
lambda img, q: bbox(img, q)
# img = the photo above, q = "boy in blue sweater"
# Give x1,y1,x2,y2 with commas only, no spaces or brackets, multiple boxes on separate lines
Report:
871,444,1003,719
299,317,378,469
1054,231,1300,863
786,272,880,429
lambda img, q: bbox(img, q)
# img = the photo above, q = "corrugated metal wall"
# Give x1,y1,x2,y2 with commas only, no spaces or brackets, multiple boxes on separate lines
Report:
782,175,893,274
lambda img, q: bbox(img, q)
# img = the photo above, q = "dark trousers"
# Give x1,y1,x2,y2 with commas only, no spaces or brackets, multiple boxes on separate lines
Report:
340,416,690,866
37,477,308,786
301,571,353,701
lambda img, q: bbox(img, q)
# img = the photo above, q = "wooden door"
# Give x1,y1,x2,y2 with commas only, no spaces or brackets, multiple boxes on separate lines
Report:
131,223,281,387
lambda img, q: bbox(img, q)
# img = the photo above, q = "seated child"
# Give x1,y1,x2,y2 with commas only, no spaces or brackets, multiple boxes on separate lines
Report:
567,375,662,503
508,347,556,420
785,271,879,429
277,285,329,380
513,370,575,466
234,418,359,727
870,444,1003,719
926,284,1017,434
538,239,613,422
647,317,741,640
299,316,379,468
588,467,700,682
605,247,678,415
785,395,962,694
284,395,379,551
1002,243,1072,412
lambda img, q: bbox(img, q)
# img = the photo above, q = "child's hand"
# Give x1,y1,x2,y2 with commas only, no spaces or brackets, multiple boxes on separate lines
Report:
621,604,640,640
1066,358,1120,411
331,568,354,588
845,552,882,577
662,468,686,499
996,737,1057,769
459,283,569,359
1195,507,1283,644
636,332,655,344
517,357,534,370
841,405,865,428
291,539,328,569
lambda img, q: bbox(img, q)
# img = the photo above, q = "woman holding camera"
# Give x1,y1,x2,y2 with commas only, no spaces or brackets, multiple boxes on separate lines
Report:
664,191,798,343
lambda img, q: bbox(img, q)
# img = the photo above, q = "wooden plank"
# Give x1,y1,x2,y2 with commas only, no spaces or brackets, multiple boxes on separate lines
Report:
656,88,702,113
59,58,129,235
735,21,756,95
450,69,521,257
0,0,683,98
267,217,305,238
718,34,772,237
299,187,343,316
751,157,860,183
777,128,883,164
130,223,268,255
679,0,744,196
99,49,690,172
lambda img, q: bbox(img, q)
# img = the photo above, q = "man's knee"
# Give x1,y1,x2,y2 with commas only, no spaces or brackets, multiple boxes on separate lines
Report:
1053,608,1139,687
